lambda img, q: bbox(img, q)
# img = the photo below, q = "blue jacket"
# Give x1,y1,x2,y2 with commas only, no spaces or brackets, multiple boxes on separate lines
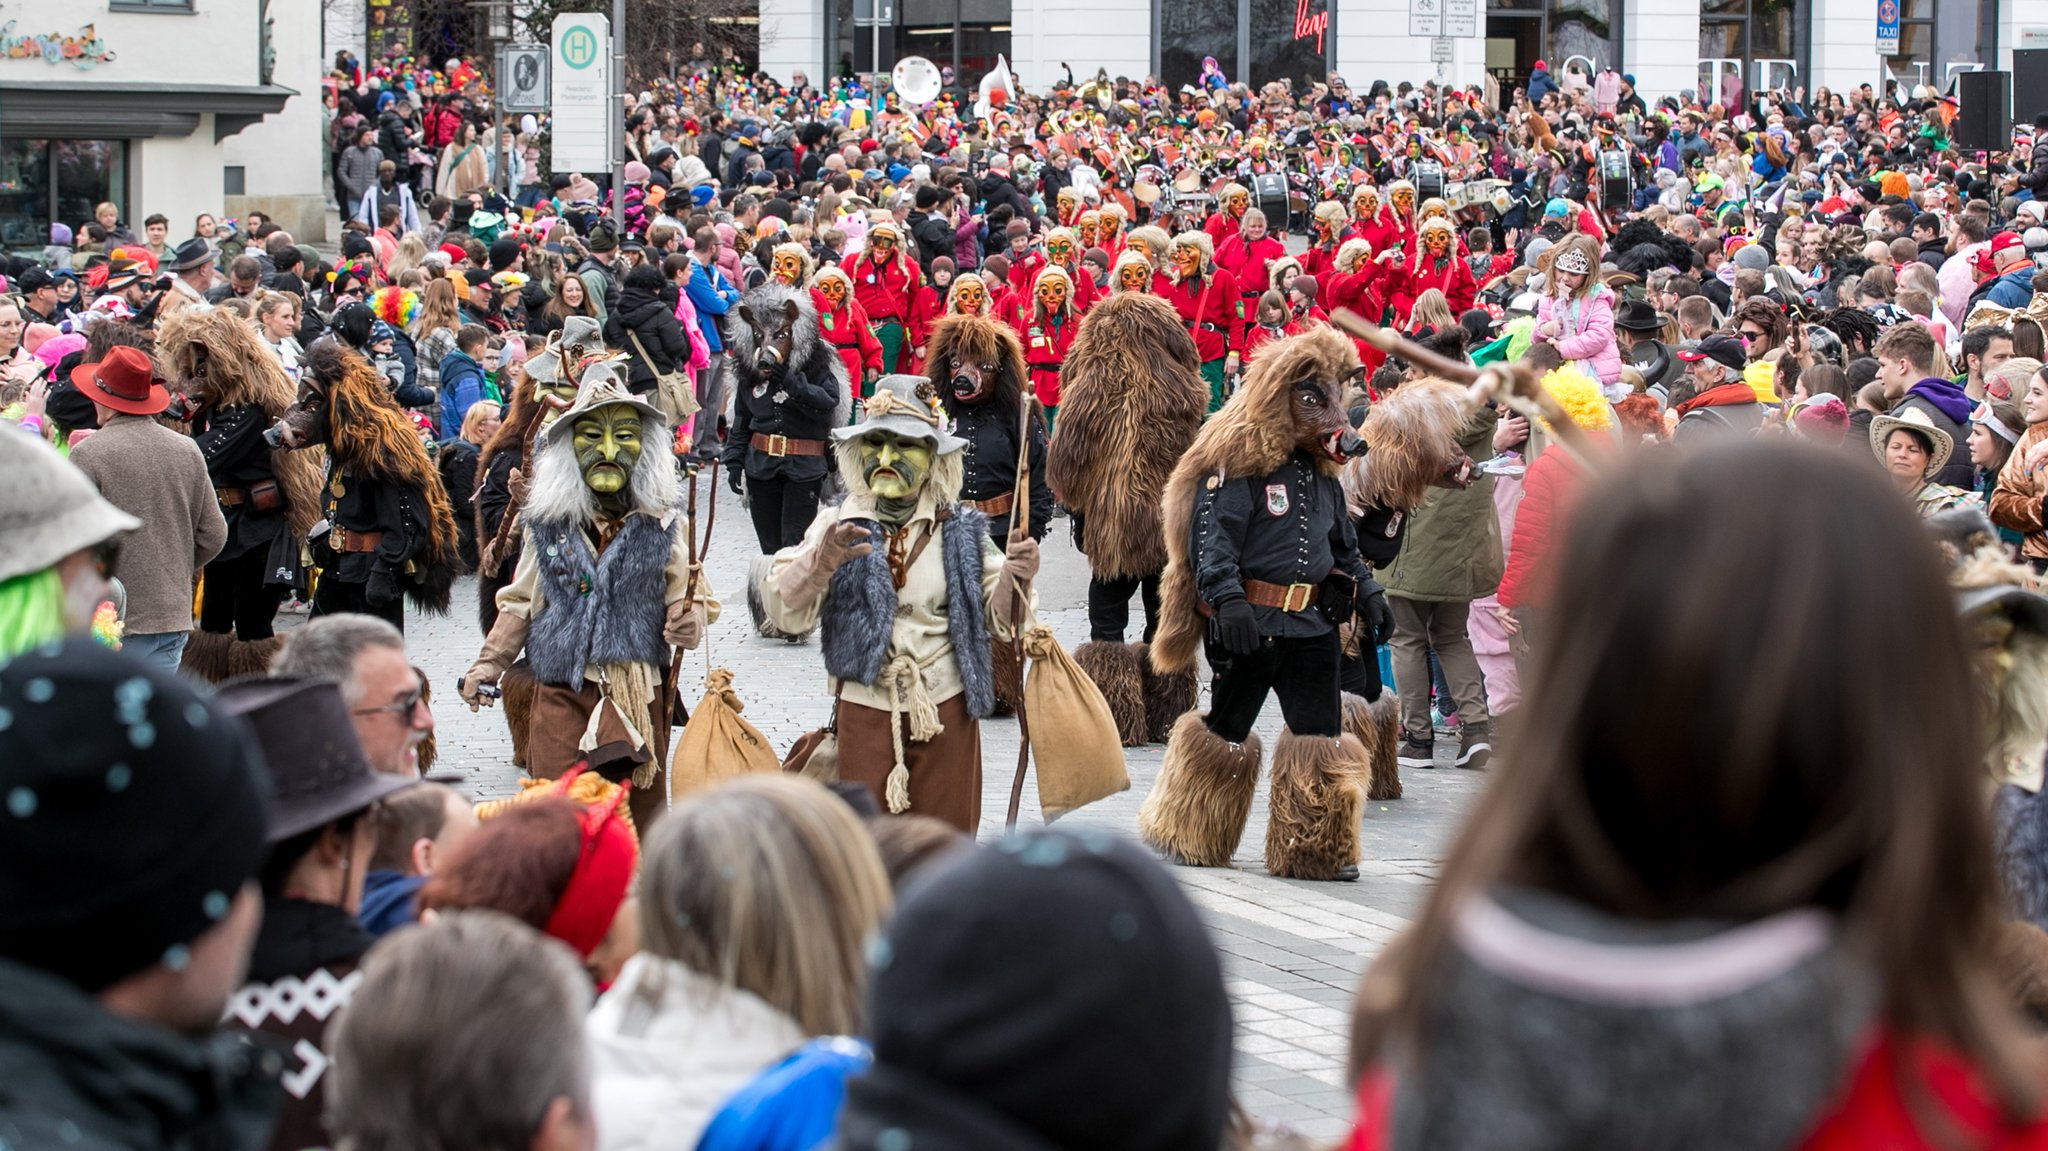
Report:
686,259,739,353
437,348,486,440
358,870,425,937
696,1037,871,1151
1984,267,2035,309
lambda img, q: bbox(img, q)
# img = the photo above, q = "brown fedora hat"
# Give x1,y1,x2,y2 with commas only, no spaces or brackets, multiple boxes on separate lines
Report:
70,345,169,416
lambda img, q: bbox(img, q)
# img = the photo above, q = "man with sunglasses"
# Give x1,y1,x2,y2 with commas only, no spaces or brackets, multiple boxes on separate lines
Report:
273,614,435,776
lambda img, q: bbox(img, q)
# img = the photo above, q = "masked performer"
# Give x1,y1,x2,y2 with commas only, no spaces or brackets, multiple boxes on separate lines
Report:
460,370,716,829
1110,250,1155,296
1019,265,1080,430
944,274,993,319
1047,292,1209,745
1396,216,1477,323
812,266,884,403
768,241,814,290
1384,179,1419,255
1206,182,1252,248
1299,201,1349,284
156,307,323,679
850,220,923,373
1098,203,1129,263
1156,231,1243,413
1346,185,1398,256
760,375,1041,832
1141,326,1383,881
274,343,462,632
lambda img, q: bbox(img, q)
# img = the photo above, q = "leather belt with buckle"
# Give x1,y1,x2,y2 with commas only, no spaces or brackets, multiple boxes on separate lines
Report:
750,432,826,457
1242,578,1320,613
333,527,384,553
966,491,1015,517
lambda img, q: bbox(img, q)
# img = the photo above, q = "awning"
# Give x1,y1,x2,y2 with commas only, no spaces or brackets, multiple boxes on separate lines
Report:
0,81,298,143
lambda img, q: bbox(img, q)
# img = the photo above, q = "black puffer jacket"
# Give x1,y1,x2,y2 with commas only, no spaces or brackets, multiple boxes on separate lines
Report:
604,280,690,395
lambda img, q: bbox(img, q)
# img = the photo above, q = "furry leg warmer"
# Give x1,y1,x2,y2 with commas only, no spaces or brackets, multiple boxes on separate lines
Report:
747,553,810,641
1136,642,1199,745
179,631,284,684
1264,729,1367,881
990,636,1023,718
1076,640,1148,747
1343,692,1404,801
502,659,536,772
1137,711,1262,867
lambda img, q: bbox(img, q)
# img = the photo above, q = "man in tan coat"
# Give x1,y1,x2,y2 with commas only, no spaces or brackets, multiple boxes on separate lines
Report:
68,346,225,672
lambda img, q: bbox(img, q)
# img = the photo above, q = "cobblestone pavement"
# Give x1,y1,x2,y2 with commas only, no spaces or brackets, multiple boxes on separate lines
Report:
410,472,1487,1141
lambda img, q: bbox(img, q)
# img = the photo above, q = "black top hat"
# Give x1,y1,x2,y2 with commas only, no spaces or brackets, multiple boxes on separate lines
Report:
1614,297,1668,333
216,677,415,842
167,238,215,273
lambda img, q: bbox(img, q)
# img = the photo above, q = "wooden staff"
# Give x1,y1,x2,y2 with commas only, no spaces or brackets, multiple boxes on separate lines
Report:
1003,395,1040,831
1325,306,1603,468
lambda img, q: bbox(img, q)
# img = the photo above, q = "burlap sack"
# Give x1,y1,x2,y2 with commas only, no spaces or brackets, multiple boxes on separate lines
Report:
1022,625,1129,819
671,667,781,798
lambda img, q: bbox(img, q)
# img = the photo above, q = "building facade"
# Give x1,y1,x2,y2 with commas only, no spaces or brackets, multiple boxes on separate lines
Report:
0,0,324,260
758,0,2048,111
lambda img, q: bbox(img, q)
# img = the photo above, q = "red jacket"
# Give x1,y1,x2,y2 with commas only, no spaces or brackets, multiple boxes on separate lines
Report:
1217,233,1288,304
1204,209,1243,248
1396,250,1477,322
1242,320,1295,361
1300,238,1345,285
903,283,943,373
1020,306,1079,407
1347,213,1402,258
1496,446,1584,611
849,249,921,325
1349,1032,2048,1151
1006,251,1046,300
1154,268,1242,363
814,292,883,398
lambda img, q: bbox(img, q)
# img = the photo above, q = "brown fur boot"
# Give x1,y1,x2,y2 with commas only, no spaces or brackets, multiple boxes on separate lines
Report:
1075,640,1148,747
179,630,233,682
226,636,284,680
502,659,536,771
1136,642,1199,744
1264,729,1367,881
1343,692,1404,801
990,636,1023,717
1138,711,1262,867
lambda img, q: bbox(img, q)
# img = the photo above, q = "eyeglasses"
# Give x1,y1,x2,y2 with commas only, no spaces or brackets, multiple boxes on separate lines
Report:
352,671,429,721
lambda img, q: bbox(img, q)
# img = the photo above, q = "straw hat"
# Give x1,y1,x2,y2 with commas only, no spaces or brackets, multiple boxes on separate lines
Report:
1868,405,1953,475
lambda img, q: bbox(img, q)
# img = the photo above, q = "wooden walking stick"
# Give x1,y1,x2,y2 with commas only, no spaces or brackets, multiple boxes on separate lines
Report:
1003,396,1040,831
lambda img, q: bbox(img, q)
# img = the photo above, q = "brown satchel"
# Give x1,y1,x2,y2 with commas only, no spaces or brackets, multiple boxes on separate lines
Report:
783,686,843,783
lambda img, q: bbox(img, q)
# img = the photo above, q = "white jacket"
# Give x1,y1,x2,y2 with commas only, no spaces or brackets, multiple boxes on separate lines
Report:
586,954,805,1151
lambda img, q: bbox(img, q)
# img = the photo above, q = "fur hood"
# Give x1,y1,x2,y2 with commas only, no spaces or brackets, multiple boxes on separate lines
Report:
929,313,1028,422
1044,293,1207,580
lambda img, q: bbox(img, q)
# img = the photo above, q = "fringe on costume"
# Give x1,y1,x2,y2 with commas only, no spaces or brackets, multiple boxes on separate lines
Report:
1136,642,1198,744
179,631,285,684
1263,729,1367,881
1075,640,1147,747
1137,711,1262,867
1343,691,1403,801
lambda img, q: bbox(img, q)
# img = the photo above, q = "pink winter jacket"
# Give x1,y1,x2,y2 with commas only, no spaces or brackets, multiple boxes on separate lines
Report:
1535,284,1623,385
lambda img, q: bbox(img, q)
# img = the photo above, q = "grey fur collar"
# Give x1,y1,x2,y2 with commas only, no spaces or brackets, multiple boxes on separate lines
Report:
820,509,994,718
524,513,674,686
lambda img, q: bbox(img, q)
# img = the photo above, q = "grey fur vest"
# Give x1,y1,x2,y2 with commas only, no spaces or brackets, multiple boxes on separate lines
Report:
525,512,674,687
821,507,995,718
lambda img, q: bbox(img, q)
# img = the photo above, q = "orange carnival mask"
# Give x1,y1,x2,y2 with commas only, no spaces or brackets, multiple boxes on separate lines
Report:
1078,215,1100,247
953,281,986,313
1047,237,1075,263
772,251,806,285
1118,261,1151,290
1420,199,1450,222
818,278,848,307
1037,278,1069,311
1172,245,1202,277
1353,190,1378,218
869,233,896,255
1424,229,1452,257
1391,189,1414,213
1058,193,1081,225
1099,214,1122,240
1227,191,1249,216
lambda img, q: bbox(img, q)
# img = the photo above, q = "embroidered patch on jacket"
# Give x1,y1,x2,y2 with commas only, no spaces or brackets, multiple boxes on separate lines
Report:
1265,483,1289,516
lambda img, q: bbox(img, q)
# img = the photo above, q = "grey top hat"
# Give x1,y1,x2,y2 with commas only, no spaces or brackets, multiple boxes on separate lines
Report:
0,432,140,583
543,371,667,443
831,374,968,454
215,677,415,843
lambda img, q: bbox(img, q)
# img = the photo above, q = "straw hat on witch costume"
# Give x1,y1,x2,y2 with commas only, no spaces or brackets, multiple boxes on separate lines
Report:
830,373,968,466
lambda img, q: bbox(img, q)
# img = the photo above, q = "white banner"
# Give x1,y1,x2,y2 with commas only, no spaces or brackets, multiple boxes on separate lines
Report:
551,13,611,174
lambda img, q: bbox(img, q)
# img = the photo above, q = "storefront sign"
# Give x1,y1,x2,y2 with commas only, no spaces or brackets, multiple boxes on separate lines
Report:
1875,0,1900,55
0,13,115,69
367,0,413,62
1292,0,1328,53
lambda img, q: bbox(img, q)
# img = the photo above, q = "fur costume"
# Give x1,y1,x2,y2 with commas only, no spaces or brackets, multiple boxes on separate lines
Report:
475,377,546,631
1046,293,1207,580
1077,641,1148,746
1137,641,1199,743
178,631,284,683
300,343,463,615
821,506,996,721
1343,691,1403,801
724,282,855,427
1138,712,1263,867
1341,378,1475,512
1264,731,1367,880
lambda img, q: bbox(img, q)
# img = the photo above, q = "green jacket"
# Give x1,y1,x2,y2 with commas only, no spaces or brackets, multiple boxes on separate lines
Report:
1381,406,1503,602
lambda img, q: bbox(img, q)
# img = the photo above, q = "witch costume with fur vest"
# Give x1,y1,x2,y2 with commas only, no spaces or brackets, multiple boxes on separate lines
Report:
760,374,1040,833
460,367,717,831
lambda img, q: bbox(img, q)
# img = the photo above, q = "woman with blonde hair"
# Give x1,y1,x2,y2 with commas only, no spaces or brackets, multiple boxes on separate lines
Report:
587,776,892,1151
388,232,430,282
254,290,306,376
410,278,463,397
1406,288,1457,337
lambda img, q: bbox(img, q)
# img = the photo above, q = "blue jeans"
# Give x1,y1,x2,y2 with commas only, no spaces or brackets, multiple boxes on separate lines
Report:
123,630,189,674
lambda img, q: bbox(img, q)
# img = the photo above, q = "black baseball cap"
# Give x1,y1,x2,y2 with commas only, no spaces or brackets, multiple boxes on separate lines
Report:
1678,332,1747,372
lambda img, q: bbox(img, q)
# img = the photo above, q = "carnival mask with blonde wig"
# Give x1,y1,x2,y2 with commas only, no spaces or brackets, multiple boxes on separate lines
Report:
1078,214,1100,247
1391,187,1414,214
772,249,808,286
1171,243,1203,279
1098,212,1123,241
1420,197,1450,223
1423,226,1453,259
1226,189,1249,217
1037,276,1069,312
951,279,987,314
1057,190,1082,225
1353,189,1379,219
817,276,849,308
1047,234,1076,264
1118,259,1152,292
868,231,897,258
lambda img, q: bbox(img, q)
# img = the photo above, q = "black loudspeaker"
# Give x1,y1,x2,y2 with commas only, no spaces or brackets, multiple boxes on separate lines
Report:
1955,70,2012,152
2017,51,2048,129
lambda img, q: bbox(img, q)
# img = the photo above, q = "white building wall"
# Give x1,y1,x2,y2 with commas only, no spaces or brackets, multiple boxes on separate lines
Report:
1622,0,1697,100
758,0,826,84
2000,0,2048,71
1006,0,1150,88
229,0,329,240
1335,0,1485,91
324,0,367,63
138,122,233,241
1809,0,1884,96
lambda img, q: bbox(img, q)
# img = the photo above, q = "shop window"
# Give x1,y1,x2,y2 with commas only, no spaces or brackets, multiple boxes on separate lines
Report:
1483,0,1617,95
0,139,127,260
1159,0,1331,93
1699,0,1807,111
1160,0,1238,94
109,0,196,10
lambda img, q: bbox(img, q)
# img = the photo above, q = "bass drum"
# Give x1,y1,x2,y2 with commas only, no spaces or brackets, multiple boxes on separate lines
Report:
1412,160,1445,202
1251,171,1291,234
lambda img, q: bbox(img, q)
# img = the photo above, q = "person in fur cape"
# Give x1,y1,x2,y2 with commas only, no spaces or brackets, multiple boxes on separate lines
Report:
1140,325,1394,883
1045,292,1208,746
459,366,716,830
155,307,324,682
725,280,855,640
272,342,462,632
759,374,1040,833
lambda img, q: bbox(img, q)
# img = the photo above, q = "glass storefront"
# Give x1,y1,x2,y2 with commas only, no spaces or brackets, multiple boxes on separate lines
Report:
1699,0,1804,111
1880,0,1989,94
0,138,127,259
830,0,1009,91
1483,0,1617,95
1158,0,1332,92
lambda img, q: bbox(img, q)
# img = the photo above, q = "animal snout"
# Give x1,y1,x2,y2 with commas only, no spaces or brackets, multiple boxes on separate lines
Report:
1329,428,1367,459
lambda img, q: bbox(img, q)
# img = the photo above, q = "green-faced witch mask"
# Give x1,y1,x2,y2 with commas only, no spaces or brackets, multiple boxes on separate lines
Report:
859,430,934,506
574,407,643,496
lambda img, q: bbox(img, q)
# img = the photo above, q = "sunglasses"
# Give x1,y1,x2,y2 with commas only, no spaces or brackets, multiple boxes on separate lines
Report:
351,670,429,721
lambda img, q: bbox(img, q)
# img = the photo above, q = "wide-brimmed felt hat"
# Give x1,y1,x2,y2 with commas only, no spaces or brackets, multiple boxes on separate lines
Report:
525,315,609,385
167,238,214,273
0,433,139,583
1613,298,1667,333
831,374,968,454
1869,405,1953,475
215,677,415,843
70,345,170,416
542,370,666,443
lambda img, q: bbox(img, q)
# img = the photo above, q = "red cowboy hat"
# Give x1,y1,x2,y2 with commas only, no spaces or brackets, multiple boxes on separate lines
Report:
70,345,170,416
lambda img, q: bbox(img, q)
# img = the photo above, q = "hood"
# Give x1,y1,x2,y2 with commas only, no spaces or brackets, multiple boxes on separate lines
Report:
1907,376,1973,424
613,286,672,327
1384,889,1876,1151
